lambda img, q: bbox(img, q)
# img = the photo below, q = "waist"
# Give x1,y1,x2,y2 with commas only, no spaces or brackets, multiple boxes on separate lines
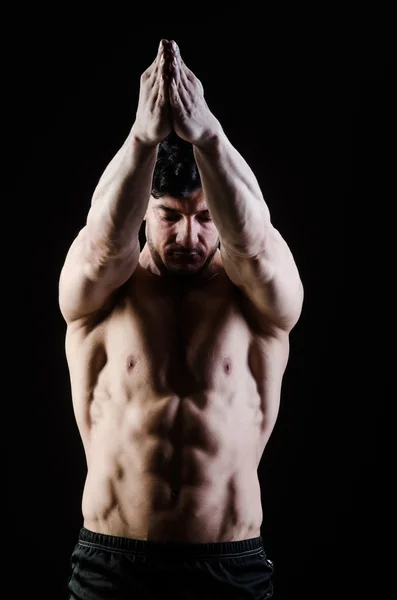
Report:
82,467,263,542
77,526,264,559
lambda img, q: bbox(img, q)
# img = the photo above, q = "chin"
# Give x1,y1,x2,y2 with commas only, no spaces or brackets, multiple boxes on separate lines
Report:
166,258,203,276
167,262,201,273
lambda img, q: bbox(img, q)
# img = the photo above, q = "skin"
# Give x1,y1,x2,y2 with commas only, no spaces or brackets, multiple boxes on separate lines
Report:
59,40,303,542
141,189,220,284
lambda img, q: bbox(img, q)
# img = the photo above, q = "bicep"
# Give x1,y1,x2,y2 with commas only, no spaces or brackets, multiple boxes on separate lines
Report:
58,226,140,323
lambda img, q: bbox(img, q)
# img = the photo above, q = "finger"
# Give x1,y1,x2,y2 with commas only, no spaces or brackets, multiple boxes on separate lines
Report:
175,69,191,105
170,40,195,94
157,38,169,60
173,58,195,105
170,63,191,109
170,39,180,59
171,54,181,89
179,60,191,89
171,40,192,79
157,68,169,105
151,75,160,105
169,47,191,108
148,39,169,81
166,42,177,83
162,47,174,80
151,51,167,102
169,76,180,107
170,77,190,113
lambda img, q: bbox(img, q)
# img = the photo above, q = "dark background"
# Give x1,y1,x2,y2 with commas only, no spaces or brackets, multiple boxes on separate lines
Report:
10,17,391,600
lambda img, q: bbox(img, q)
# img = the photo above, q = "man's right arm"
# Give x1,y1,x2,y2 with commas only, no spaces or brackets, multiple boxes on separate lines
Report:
59,133,157,323
59,39,172,324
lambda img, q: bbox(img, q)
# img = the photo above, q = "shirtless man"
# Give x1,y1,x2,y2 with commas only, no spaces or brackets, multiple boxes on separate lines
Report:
61,39,304,600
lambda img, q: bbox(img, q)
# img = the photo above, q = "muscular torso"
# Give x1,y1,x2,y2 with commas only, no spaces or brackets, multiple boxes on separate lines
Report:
65,257,289,542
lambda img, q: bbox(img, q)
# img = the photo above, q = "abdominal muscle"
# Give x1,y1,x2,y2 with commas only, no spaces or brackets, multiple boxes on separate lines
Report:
81,389,265,543
68,267,284,543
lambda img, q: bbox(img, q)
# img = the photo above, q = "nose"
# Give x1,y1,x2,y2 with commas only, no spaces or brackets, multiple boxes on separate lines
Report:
175,217,200,249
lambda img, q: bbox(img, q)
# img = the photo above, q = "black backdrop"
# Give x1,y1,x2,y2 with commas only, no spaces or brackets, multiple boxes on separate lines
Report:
10,17,389,600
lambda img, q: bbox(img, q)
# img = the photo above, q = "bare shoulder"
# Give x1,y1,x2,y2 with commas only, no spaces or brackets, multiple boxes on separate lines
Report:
59,226,140,324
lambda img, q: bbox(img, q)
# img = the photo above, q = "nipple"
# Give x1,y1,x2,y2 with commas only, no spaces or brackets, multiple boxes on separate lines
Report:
223,357,232,374
126,354,137,371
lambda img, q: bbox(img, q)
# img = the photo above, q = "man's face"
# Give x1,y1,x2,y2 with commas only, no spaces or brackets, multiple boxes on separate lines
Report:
144,189,220,281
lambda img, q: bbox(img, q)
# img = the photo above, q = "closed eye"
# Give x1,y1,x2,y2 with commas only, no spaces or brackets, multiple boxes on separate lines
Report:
161,216,212,222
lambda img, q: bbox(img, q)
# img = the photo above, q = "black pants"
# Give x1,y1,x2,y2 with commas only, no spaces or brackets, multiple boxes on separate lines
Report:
68,527,274,599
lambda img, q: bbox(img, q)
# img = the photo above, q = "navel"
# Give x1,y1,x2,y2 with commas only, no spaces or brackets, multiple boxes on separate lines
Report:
115,465,124,481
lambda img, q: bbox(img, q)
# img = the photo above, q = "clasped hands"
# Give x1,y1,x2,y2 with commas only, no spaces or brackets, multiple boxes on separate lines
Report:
133,39,220,147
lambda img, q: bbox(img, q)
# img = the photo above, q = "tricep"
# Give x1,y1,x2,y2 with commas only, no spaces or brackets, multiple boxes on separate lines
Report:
58,226,140,324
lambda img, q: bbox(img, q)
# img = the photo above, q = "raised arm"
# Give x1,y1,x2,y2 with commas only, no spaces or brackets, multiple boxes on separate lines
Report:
168,41,303,332
59,39,172,323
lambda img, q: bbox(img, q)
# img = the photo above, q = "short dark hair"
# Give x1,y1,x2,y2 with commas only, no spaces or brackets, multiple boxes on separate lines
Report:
151,131,202,199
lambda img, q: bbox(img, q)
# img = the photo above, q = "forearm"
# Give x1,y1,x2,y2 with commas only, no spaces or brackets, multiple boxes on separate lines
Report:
86,126,158,254
193,129,271,257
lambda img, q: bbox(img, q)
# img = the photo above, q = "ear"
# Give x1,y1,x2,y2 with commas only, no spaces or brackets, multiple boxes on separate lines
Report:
144,198,153,221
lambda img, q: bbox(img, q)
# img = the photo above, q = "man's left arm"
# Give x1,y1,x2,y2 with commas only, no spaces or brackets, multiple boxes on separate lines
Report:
194,134,304,332
168,40,304,332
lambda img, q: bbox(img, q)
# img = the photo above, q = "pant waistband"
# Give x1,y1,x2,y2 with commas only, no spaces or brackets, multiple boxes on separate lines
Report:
78,527,264,558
